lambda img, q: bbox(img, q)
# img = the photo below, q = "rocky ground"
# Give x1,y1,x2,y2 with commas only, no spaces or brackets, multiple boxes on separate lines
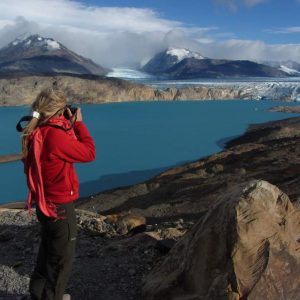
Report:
0,115,299,299
0,75,299,106
0,208,189,300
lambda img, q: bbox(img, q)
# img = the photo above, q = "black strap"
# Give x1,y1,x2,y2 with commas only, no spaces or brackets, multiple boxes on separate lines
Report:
16,111,77,133
16,116,33,132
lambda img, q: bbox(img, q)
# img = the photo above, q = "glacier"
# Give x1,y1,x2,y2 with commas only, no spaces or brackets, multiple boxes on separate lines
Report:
109,69,300,101
152,80,300,101
106,68,155,80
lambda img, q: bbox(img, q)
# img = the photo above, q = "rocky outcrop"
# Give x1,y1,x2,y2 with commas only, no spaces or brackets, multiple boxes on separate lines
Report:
0,75,248,105
0,75,246,105
142,180,300,300
0,75,157,106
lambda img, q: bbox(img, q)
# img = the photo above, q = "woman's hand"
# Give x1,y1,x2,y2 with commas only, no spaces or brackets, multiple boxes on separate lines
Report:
66,107,82,122
75,108,83,122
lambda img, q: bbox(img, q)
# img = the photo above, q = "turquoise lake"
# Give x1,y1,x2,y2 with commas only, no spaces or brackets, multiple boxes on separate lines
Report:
0,100,299,204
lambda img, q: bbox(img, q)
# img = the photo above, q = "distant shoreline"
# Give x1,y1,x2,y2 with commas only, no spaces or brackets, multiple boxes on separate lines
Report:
0,201,27,209
0,75,300,106
0,153,22,163
268,106,300,113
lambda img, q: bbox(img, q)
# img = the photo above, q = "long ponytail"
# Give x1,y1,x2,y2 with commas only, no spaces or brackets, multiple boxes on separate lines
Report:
22,117,40,157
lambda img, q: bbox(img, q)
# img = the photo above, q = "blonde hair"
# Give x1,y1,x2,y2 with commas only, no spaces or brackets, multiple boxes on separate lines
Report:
22,88,67,157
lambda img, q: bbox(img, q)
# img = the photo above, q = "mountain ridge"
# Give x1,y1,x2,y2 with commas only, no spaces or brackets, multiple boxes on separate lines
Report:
142,47,292,79
0,34,110,76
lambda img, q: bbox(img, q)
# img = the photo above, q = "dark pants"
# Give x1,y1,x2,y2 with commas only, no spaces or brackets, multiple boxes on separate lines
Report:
30,201,77,300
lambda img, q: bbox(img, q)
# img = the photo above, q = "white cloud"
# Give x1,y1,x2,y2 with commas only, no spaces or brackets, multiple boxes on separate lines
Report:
244,0,268,7
0,0,218,67
215,0,268,10
266,26,300,34
199,39,300,63
0,0,299,67
0,0,180,33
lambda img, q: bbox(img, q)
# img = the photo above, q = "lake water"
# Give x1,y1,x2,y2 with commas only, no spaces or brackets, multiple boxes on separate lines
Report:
0,100,299,204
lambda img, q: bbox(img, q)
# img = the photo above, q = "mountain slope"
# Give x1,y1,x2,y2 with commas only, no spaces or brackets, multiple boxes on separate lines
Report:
142,47,205,74
263,60,300,75
0,35,109,76
142,48,290,79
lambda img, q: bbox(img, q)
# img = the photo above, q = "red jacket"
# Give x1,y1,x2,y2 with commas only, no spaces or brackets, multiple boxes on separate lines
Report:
39,121,96,203
25,119,95,218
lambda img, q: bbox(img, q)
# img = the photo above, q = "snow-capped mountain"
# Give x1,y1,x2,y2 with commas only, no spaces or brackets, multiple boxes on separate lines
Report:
142,48,291,79
0,35,109,76
142,48,205,74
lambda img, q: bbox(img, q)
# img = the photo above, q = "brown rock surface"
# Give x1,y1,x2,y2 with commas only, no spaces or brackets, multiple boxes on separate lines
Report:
142,180,300,300
104,213,146,234
0,75,157,105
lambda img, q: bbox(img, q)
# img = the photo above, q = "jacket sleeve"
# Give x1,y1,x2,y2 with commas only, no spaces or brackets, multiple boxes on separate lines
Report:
53,121,96,163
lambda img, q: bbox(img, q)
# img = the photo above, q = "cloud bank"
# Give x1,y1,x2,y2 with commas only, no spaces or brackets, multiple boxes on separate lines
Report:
199,39,300,63
0,0,299,68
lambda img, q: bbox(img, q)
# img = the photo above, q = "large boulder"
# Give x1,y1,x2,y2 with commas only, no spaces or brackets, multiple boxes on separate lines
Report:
143,180,300,300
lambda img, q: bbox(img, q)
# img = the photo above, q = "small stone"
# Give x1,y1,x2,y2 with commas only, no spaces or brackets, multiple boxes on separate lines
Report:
175,223,184,230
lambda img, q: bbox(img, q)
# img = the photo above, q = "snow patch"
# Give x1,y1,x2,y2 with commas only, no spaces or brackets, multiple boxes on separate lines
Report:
166,48,204,63
279,65,300,75
46,40,60,50
12,41,19,46
37,37,42,41
26,40,31,46
52,68,80,74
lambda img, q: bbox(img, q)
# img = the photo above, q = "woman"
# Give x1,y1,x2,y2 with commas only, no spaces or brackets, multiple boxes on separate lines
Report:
21,88,96,300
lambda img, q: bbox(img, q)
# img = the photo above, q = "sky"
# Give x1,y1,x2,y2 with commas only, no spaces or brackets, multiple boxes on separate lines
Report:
0,0,299,67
